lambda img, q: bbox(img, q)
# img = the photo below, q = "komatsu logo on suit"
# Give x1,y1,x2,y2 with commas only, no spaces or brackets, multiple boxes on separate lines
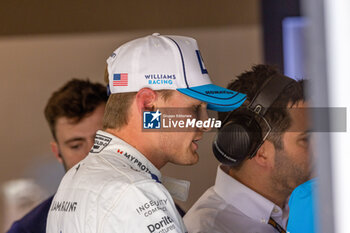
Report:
147,216,175,233
50,201,77,212
90,134,112,153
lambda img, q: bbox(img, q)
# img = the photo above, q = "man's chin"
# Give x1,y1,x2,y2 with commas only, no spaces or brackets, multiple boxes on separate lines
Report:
175,152,199,166
187,152,200,165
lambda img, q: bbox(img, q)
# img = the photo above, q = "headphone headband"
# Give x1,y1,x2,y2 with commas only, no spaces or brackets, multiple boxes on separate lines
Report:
248,74,294,116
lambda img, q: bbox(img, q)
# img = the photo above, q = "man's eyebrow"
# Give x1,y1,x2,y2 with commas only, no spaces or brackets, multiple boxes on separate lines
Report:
299,130,311,136
64,137,86,145
196,102,206,107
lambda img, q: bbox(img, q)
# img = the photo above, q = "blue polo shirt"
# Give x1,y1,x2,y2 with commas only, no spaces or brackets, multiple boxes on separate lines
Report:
287,179,318,233
7,195,54,233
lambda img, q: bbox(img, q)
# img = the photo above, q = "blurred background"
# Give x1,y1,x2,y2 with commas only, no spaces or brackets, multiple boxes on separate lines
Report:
0,0,307,231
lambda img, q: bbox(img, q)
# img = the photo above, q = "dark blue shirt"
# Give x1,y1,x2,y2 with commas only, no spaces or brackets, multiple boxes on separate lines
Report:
7,195,54,233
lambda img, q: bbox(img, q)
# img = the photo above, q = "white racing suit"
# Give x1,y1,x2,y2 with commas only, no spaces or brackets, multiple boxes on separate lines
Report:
46,130,188,233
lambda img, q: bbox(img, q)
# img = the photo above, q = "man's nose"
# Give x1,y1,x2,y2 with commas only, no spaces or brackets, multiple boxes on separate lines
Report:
198,108,212,132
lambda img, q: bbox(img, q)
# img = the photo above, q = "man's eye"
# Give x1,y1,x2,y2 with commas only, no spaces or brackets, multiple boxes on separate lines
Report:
298,137,310,147
302,135,310,142
193,105,201,112
191,105,201,117
70,144,82,150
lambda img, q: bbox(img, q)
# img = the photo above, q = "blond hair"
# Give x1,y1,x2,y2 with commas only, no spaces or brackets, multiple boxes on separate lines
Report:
103,67,173,130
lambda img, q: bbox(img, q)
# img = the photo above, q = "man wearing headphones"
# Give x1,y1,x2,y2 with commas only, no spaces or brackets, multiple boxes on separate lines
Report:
46,34,246,233
184,65,312,233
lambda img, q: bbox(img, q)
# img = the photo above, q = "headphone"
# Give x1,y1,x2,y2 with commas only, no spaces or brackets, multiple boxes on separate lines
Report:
212,74,294,166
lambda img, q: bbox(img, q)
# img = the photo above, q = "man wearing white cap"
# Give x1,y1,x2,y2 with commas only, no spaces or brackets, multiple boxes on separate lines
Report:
46,33,246,233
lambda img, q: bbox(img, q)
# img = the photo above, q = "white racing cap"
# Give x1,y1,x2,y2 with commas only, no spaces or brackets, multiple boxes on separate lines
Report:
106,33,246,112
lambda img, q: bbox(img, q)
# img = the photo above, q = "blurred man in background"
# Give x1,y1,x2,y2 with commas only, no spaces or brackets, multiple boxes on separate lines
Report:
7,79,107,233
184,65,312,233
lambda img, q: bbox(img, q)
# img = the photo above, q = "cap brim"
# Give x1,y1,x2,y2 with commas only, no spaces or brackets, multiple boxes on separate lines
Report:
177,84,246,112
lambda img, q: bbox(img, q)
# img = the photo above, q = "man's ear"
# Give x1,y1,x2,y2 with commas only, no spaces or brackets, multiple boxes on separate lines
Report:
50,141,63,164
252,140,275,168
135,88,158,113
